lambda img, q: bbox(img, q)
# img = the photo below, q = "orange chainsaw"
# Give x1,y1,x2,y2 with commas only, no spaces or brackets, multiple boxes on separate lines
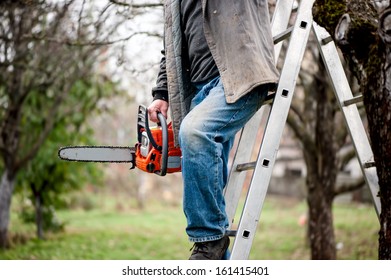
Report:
58,105,182,176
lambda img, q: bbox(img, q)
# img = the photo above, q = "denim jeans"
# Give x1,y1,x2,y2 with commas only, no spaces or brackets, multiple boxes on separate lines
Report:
179,76,268,242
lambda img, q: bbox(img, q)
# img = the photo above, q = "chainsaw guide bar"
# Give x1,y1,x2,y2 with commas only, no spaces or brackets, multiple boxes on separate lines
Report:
58,146,135,164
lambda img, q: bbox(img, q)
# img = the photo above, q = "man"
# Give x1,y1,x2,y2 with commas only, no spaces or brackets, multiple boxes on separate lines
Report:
148,0,279,260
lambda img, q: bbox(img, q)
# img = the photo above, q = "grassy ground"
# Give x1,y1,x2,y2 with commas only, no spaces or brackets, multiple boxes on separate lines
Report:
0,192,379,260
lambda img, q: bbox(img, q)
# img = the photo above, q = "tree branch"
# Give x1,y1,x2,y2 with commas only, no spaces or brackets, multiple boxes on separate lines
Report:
24,30,162,47
109,0,163,8
371,0,390,14
287,109,316,155
337,144,357,170
334,177,365,196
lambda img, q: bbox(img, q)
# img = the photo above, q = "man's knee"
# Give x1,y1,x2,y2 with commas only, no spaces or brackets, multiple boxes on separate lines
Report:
179,114,206,147
179,116,194,142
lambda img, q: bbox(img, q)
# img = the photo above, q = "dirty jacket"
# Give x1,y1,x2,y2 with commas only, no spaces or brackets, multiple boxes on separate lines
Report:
153,0,280,145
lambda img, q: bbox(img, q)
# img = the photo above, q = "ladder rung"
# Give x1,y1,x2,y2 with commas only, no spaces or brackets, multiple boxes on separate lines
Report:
343,95,363,106
264,93,275,104
363,161,376,169
273,26,293,45
236,161,256,172
226,230,237,237
321,35,333,45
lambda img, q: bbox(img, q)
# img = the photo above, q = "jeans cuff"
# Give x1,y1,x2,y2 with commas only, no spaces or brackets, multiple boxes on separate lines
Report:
189,233,225,243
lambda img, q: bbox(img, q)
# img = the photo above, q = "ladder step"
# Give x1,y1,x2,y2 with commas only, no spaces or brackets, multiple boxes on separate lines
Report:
273,26,293,45
363,161,376,168
321,35,334,45
343,95,363,106
265,92,275,104
226,230,237,237
236,161,256,172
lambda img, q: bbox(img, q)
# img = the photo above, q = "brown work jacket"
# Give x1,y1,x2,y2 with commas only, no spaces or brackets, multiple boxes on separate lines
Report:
160,0,279,145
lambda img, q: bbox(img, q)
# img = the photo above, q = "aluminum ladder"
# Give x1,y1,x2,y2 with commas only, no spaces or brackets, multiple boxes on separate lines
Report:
224,0,380,260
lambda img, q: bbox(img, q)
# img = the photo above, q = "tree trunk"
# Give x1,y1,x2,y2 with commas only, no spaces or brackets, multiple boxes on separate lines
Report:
367,7,391,259
287,48,342,259
305,131,337,260
306,58,338,259
307,180,336,259
0,170,15,249
364,45,391,259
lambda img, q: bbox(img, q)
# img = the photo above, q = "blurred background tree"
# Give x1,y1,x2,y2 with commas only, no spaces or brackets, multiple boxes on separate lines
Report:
15,79,117,240
287,47,364,259
0,0,132,248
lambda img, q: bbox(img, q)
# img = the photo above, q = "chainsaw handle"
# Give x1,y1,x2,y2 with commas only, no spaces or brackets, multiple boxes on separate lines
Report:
144,108,168,176
156,112,168,176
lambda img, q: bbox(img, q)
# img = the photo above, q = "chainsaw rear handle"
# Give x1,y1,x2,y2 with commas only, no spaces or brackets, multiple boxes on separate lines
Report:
143,106,168,176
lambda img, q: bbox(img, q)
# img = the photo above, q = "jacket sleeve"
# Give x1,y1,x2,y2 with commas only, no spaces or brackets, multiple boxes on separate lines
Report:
152,49,169,102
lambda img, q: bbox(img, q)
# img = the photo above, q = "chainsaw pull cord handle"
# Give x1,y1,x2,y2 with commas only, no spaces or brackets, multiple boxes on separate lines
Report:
144,109,168,176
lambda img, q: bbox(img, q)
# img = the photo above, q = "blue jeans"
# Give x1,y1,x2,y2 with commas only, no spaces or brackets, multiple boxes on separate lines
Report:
179,76,268,242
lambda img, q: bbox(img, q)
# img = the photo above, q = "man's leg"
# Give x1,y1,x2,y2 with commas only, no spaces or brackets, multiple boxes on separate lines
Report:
179,77,267,259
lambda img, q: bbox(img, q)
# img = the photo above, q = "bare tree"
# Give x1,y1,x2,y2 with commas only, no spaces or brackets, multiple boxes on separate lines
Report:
288,42,365,258
313,0,391,259
0,0,130,248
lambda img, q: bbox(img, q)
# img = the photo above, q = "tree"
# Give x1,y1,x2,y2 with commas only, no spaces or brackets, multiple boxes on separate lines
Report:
16,79,115,240
313,0,391,259
0,0,125,248
287,44,365,258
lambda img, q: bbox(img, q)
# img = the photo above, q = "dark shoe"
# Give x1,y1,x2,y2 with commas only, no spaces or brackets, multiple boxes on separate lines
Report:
189,236,230,260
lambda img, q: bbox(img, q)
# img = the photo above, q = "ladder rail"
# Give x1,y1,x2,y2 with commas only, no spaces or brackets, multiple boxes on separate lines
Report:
271,0,297,64
229,0,315,260
312,22,381,217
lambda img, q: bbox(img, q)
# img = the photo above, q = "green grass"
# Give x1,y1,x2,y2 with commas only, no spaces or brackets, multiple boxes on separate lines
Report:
0,193,379,260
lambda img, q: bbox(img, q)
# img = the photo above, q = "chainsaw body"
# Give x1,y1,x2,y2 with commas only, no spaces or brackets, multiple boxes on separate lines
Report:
135,122,182,174
133,105,182,175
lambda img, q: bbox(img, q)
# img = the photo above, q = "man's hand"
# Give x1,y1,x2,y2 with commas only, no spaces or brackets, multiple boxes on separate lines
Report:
148,99,169,122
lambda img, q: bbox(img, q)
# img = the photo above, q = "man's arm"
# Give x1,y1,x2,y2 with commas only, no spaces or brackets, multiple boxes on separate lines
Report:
149,50,169,122
151,50,169,102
